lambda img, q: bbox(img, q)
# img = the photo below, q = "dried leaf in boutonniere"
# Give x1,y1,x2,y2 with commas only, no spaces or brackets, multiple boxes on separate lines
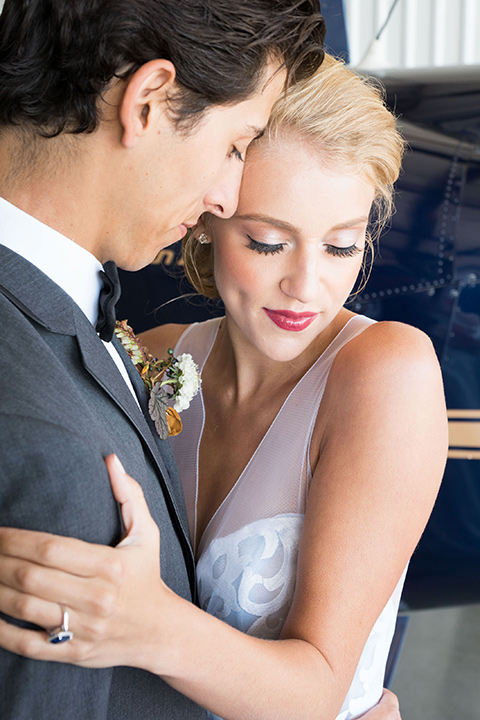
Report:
114,320,200,440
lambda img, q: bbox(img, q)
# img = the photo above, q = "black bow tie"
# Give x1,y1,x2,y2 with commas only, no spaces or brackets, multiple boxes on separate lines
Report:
96,261,121,342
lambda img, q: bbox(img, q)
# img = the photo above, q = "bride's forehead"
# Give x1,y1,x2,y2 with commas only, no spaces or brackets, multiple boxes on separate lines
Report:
234,158,374,236
242,136,315,186
240,139,335,203
247,130,312,160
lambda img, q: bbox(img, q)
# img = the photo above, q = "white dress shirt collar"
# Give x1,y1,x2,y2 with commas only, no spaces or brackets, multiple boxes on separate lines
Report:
0,197,103,325
0,197,142,407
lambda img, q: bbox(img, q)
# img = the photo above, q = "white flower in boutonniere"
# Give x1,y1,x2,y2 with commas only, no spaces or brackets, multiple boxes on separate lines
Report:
114,320,200,441
172,354,201,412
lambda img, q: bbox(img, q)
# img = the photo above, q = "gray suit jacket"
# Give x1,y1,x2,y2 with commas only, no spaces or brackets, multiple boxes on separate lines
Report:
0,245,207,720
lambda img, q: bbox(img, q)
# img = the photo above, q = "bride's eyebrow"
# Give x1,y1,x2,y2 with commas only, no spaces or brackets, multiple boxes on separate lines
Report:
330,216,370,231
235,213,297,233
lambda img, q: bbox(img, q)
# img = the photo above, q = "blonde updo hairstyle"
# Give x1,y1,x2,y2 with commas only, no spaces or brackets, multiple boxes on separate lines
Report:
183,53,405,299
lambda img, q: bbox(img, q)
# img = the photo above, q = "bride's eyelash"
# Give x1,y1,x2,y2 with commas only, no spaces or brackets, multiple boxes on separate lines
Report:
246,236,361,258
246,235,285,256
325,244,362,258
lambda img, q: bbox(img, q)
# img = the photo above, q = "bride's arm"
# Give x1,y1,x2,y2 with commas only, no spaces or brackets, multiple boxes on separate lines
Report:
0,322,446,720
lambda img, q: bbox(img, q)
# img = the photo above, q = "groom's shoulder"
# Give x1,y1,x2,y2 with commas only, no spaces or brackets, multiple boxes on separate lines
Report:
0,288,79,420
0,285,46,361
139,322,190,361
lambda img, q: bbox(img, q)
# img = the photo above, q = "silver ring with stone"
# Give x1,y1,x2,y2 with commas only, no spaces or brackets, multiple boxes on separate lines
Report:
48,607,74,644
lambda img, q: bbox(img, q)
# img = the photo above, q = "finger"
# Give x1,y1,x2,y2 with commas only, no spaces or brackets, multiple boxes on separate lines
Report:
0,554,85,602
0,577,123,650
378,688,400,713
358,688,401,719
105,454,159,548
0,527,116,577
0,582,62,630
0,616,89,666
0,617,60,661
0,552,121,624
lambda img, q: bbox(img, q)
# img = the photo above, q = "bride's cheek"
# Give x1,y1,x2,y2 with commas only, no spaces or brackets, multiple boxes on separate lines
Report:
221,251,266,303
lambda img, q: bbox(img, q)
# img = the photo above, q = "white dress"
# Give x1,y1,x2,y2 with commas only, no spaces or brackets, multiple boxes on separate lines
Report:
171,315,407,720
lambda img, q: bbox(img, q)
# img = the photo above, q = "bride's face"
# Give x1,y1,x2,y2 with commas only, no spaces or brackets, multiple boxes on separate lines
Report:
206,135,376,362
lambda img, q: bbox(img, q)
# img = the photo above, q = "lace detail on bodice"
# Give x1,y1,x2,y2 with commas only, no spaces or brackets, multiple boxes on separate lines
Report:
171,315,407,720
197,514,303,640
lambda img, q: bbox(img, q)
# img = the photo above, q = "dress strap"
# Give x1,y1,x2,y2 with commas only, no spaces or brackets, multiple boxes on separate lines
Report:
171,316,223,548
174,316,223,370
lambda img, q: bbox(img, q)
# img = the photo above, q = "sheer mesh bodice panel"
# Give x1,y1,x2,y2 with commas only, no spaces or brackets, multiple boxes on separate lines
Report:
171,315,407,720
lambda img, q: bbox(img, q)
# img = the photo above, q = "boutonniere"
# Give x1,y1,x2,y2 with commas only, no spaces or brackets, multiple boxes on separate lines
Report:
114,320,200,440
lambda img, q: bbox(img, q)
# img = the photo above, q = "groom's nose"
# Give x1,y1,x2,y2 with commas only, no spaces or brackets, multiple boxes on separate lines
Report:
202,155,243,219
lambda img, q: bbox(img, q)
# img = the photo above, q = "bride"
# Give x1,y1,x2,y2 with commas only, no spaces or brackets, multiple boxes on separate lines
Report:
0,55,447,720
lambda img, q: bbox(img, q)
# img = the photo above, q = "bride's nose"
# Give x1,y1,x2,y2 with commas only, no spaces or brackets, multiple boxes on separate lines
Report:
280,250,319,304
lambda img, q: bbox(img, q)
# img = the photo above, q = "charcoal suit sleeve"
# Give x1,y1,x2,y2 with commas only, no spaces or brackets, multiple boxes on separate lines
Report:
0,415,121,720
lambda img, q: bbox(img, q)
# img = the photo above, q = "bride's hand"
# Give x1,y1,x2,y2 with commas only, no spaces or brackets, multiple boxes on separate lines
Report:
0,455,168,670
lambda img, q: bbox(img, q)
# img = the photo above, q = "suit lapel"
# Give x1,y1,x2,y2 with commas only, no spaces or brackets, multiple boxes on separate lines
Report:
75,321,166,466
74,310,195,589
0,246,195,591
0,245,75,334
0,246,171,484
111,334,152,419
73,314,168,471
111,333,192,545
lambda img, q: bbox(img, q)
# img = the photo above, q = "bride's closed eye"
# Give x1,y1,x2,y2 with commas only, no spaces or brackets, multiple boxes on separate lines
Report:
246,235,285,256
324,243,362,258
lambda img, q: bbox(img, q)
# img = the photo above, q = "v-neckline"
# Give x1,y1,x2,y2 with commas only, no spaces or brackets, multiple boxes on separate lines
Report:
193,315,359,558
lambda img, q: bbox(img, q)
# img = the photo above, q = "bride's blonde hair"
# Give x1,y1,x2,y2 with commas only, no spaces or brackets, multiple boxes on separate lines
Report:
183,53,405,298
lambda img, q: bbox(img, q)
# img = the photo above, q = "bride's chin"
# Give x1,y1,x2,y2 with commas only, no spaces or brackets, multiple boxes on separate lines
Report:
257,340,313,364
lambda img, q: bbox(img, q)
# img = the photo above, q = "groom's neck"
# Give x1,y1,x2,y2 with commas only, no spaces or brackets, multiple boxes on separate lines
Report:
0,127,116,263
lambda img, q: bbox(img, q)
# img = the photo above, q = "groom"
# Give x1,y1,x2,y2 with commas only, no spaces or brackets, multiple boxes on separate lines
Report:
0,1,325,718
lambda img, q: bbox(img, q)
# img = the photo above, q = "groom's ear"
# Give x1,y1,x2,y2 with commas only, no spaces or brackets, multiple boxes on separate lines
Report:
119,59,177,149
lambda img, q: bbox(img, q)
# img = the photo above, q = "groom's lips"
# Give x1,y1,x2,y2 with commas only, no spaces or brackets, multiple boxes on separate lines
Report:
263,308,318,332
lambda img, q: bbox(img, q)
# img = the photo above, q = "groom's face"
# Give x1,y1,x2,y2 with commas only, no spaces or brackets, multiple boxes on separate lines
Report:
110,63,285,271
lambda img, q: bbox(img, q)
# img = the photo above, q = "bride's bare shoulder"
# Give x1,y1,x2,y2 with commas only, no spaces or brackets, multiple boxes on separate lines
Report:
324,319,443,416
139,323,190,360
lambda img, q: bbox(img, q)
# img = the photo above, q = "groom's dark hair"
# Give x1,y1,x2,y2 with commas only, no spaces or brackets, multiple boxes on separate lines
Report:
0,0,325,137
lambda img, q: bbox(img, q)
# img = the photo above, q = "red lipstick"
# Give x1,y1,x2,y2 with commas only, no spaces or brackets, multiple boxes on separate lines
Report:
263,308,318,332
